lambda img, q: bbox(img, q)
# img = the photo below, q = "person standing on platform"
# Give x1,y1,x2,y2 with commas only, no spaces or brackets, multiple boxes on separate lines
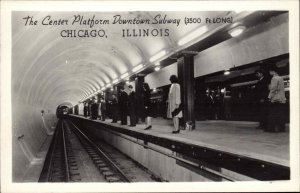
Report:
143,82,152,130
100,98,106,121
223,89,232,120
87,100,90,117
83,102,88,117
119,86,128,125
267,67,286,132
167,75,182,134
110,94,118,123
91,98,98,120
204,89,214,120
98,98,102,120
128,85,137,127
254,69,270,130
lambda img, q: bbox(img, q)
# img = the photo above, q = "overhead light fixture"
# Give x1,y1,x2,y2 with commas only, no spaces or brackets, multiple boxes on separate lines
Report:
154,67,161,71
112,79,119,84
224,70,230,75
155,62,160,66
178,26,208,46
132,64,143,72
125,80,130,84
107,83,112,87
232,11,243,14
111,87,114,91
120,72,129,79
228,26,246,37
150,50,166,62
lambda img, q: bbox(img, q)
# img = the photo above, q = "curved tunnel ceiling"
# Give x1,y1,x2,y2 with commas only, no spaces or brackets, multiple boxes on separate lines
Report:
12,11,239,111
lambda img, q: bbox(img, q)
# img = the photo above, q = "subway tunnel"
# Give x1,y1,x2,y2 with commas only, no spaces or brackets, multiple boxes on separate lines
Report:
10,10,292,183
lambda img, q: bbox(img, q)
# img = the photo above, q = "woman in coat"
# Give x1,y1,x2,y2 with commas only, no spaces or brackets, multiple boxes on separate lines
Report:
143,82,152,130
267,67,286,132
167,75,182,134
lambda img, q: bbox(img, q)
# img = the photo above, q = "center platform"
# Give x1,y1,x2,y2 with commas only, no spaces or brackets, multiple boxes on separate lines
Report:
68,114,290,181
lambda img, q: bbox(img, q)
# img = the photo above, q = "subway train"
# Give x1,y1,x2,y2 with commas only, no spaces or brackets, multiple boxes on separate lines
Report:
147,53,289,122
77,53,289,123
56,106,70,118
56,103,73,118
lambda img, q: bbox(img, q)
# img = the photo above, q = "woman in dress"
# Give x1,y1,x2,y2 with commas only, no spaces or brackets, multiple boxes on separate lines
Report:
143,82,152,130
167,75,182,134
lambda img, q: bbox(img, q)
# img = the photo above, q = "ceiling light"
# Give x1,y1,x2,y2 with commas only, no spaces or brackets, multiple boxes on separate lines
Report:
178,26,208,46
150,50,166,62
154,67,160,71
111,88,114,91
224,70,230,75
125,81,130,84
232,11,243,14
107,83,111,87
228,26,246,37
112,79,119,84
120,72,129,79
132,64,143,72
155,62,160,66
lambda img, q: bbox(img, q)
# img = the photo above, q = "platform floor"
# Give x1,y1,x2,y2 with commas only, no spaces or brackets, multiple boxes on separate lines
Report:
84,116,289,167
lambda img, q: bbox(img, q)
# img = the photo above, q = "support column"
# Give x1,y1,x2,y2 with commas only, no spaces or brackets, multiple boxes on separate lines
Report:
135,75,145,123
177,51,197,130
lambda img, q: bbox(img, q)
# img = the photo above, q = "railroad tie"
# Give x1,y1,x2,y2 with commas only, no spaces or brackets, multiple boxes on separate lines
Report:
106,176,121,182
96,163,107,168
70,173,82,182
94,160,105,164
99,167,110,174
103,171,114,178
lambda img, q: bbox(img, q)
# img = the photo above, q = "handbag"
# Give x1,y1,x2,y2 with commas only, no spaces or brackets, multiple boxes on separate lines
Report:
171,103,183,117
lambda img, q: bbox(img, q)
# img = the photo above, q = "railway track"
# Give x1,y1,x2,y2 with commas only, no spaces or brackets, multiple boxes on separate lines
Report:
39,119,156,182
68,120,131,182
39,118,242,182
39,120,81,182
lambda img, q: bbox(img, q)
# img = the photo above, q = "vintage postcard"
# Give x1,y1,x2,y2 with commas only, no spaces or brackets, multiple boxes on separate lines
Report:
1,0,299,192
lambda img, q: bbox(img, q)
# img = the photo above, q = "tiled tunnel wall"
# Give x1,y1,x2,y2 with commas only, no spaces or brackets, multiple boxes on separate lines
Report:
12,101,57,181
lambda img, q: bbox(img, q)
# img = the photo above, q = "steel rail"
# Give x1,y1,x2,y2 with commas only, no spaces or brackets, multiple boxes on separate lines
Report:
68,120,131,182
44,120,62,181
61,121,70,182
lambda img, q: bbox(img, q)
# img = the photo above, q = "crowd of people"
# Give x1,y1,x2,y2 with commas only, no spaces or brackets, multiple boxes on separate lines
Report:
83,82,154,130
82,69,287,134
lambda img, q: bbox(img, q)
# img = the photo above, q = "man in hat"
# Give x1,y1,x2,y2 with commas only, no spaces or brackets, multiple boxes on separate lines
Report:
119,86,128,125
128,85,137,127
254,69,270,130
